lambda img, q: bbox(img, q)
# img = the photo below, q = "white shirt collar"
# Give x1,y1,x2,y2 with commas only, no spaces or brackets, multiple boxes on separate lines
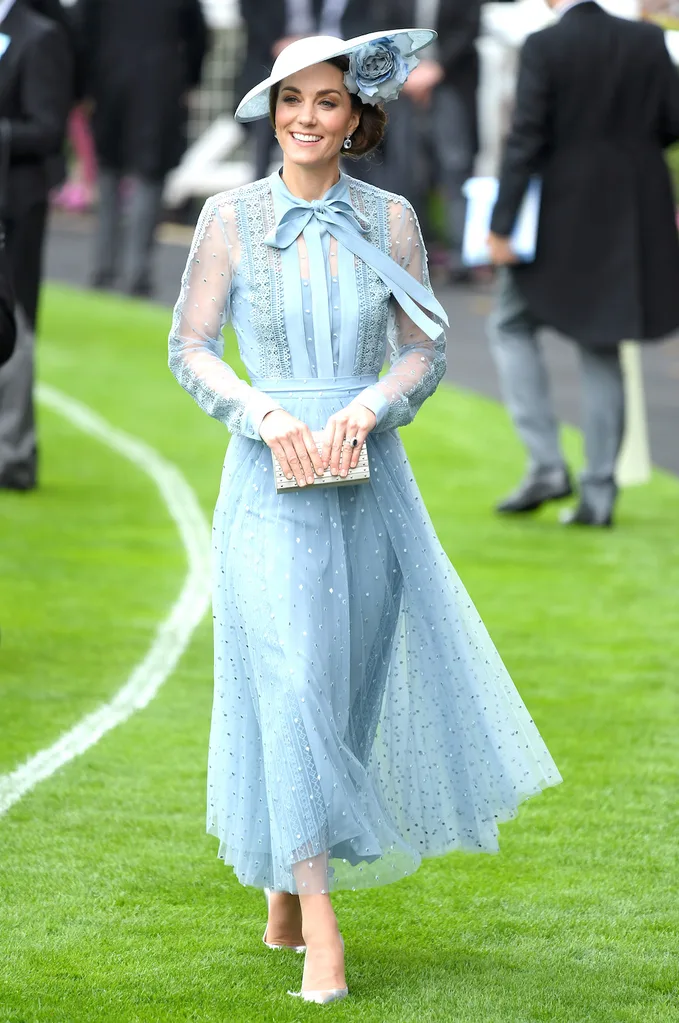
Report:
554,0,592,16
0,0,17,26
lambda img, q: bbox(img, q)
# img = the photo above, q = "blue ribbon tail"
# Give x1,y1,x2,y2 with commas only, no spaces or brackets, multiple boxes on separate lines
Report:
264,200,449,342
329,224,449,339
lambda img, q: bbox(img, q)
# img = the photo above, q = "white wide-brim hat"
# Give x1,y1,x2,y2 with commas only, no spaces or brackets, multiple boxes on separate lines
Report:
235,29,437,123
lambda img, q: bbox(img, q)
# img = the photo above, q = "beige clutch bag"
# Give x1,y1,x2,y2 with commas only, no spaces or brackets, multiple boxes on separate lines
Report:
272,431,370,493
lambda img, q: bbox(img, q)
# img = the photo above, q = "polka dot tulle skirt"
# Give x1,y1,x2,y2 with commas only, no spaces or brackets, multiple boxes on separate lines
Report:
207,383,562,894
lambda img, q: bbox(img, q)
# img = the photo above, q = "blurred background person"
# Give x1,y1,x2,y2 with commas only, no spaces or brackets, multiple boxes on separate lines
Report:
344,0,481,282
0,0,72,491
78,0,208,297
0,247,16,369
42,0,98,214
237,0,357,182
487,0,679,527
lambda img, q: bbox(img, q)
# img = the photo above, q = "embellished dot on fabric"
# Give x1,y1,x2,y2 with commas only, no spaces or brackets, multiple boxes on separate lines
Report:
168,171,561,896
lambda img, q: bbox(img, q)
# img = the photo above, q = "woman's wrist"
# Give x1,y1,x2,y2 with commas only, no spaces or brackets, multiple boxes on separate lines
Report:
351,388,387,428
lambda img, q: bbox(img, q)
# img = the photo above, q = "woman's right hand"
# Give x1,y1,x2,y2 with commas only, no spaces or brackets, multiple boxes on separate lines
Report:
259,410,324,487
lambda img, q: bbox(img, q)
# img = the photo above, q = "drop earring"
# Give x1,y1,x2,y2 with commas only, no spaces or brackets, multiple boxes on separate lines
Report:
343,136,352,150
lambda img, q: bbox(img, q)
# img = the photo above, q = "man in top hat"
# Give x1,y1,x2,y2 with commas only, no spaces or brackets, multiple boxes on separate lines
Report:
486,0,679,526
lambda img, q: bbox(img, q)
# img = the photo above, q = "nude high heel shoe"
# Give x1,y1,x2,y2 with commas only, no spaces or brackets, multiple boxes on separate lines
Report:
262,888,306,953
288,986,349,1006
287,936,348,1004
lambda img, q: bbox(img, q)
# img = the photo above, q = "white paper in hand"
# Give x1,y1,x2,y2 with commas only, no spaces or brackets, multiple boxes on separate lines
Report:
462,177,542,267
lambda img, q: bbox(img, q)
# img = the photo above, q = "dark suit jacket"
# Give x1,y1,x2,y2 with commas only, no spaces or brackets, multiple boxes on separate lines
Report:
0,2,72,215
26,0,86,98
491,2,679,348
78,0,208,178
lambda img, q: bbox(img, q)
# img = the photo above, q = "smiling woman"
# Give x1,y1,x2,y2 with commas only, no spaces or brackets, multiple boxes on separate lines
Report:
168,28,561,1008
269,57,387,162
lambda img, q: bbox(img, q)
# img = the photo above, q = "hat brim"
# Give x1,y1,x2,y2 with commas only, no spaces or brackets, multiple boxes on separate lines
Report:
235,29,437,123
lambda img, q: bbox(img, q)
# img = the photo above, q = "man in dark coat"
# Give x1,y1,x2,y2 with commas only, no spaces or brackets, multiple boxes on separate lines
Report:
344,0,480,278
487,1,679,526
78,0,208,295
0,0,72,490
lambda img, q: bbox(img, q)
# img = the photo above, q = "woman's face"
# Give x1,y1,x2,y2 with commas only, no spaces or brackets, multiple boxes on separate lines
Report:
275,62,360,170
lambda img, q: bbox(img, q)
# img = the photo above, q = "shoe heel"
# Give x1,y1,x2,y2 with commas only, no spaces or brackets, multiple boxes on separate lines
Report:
288,988,349,1005
262,888,305,953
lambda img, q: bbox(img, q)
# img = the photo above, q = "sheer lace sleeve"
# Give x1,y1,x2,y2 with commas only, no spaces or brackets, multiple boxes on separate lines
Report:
355,199,447,432
168,196,282,439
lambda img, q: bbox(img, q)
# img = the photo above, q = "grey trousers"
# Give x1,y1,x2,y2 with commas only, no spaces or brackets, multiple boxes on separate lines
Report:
488,269,625,516
0,201,48,487
0,309,36,487
94,169,164,290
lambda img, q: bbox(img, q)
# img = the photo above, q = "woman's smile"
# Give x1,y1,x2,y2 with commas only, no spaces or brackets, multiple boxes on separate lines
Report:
290,132,323,145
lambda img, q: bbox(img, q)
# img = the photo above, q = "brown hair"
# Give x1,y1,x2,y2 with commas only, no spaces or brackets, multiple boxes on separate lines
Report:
268,55,387,159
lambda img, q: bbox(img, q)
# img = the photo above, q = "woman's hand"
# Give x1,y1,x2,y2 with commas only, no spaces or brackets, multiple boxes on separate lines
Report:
322,402,377,478
260,409,324,487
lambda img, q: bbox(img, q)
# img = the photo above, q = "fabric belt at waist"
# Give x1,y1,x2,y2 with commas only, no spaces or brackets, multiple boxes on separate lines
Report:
251,374,378,396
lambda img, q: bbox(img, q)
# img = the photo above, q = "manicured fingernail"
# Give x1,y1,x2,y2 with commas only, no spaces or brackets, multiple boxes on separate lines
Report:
306,476,314,484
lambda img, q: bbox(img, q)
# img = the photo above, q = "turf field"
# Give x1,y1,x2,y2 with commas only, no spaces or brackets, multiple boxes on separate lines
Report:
0,285,677,1023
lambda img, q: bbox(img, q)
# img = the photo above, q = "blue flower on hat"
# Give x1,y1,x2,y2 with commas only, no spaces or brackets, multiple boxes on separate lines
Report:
344,36,420,106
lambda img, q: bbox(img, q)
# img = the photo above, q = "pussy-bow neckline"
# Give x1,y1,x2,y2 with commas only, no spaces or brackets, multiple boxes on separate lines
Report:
266,171,448,341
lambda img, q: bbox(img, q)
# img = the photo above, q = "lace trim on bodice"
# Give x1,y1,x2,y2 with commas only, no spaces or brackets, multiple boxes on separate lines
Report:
347,178,392,377
235,180,293,379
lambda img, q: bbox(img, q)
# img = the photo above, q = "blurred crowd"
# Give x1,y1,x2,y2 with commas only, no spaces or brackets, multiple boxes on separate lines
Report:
0,0,208,490
2,1,488,321
2,0,677,512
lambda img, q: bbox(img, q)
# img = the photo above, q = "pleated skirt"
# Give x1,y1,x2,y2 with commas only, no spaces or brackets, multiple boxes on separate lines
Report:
207,378,561,893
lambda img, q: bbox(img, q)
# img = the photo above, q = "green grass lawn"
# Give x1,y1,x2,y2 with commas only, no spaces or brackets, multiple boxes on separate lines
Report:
0,285,677,1023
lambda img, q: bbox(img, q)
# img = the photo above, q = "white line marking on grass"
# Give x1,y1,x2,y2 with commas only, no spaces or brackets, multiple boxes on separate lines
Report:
0,383,212,817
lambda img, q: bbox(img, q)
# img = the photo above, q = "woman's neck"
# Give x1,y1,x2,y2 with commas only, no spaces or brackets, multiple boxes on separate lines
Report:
281,159,341,202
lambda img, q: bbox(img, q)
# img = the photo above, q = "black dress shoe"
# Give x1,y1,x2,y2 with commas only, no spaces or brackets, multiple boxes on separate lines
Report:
91,269,116,290
0,477,36,491
496,470,573,514
126,276,153,299
559,503,613,528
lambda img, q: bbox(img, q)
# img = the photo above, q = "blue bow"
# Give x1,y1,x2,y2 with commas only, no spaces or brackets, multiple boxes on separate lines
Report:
267,196,372,247
265,193,448,342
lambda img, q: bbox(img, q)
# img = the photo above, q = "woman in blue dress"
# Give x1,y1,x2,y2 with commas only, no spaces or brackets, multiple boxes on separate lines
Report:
169,30,561,1005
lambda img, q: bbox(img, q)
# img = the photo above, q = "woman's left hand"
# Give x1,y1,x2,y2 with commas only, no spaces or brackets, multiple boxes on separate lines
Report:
322,402,377,477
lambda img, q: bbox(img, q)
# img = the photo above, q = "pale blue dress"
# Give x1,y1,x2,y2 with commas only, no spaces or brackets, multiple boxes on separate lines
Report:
169,170,561,894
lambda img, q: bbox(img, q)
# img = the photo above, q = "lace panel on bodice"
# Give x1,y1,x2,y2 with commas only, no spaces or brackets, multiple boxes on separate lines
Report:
348,180,391,377
235,180,293,379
